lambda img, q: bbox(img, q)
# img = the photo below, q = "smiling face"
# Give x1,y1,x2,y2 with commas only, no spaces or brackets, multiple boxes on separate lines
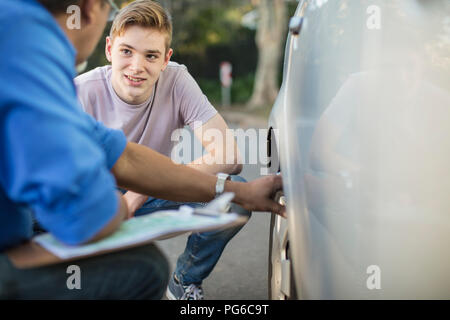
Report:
106,25,173,105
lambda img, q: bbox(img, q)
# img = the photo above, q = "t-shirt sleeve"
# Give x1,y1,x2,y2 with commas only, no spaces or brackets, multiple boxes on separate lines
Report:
74,81,89,113
175,68,218,130
0,13,123,245
74,71,97,114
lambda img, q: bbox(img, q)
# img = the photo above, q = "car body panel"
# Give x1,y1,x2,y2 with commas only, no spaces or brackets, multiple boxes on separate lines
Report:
269,0,450,299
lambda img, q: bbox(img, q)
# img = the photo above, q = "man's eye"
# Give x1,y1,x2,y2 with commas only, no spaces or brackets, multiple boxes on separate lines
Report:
147,55,157,60
121,49,131,55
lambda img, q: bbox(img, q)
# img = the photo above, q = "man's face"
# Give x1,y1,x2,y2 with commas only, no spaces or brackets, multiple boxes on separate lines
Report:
106,25,173,104
75,0,111,65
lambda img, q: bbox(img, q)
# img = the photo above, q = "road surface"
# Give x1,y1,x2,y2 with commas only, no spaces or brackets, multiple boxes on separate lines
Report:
157,118,272,300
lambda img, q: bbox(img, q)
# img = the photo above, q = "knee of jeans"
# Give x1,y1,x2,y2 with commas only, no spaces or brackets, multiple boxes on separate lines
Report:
117,187,127,195
228,203,252,220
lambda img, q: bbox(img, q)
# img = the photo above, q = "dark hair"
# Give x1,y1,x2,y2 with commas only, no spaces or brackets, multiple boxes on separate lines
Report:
37,1,81,14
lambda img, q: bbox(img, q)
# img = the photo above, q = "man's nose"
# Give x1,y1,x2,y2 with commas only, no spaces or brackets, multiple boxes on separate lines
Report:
129,54,145,73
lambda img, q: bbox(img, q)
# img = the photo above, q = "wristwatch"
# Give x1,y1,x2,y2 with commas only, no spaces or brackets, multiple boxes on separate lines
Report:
215,173,231,197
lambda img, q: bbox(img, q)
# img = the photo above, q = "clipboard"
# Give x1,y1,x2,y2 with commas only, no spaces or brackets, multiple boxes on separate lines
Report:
5,193,247,269
5,216,247,269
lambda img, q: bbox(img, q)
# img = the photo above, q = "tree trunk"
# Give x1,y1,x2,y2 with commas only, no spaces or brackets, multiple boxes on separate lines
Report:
247,0,287,110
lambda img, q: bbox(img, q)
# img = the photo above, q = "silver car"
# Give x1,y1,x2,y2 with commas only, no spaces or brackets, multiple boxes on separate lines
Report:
268,0,450,299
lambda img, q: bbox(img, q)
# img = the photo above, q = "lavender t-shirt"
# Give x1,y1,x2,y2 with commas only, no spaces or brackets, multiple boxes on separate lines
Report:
74,62,217,157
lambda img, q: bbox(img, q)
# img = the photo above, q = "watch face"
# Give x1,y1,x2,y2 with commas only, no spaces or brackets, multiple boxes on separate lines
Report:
216,173,229,195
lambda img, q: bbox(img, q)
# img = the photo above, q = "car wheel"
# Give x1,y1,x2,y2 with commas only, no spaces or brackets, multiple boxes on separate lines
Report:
268,193,298,300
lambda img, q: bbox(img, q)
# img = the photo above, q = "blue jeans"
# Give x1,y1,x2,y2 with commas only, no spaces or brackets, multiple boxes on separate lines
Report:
132,175,251,285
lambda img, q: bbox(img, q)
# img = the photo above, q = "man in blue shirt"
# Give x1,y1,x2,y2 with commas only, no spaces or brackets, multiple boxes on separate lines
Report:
0,0,285,299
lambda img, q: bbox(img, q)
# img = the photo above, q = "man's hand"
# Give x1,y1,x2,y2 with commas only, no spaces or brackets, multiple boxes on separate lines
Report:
227,175,286,218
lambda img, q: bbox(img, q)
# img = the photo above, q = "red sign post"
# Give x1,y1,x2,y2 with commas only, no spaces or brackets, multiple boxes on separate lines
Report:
220,62,232,106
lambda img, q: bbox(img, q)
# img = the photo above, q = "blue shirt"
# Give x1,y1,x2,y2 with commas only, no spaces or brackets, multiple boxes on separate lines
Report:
0,0,127,251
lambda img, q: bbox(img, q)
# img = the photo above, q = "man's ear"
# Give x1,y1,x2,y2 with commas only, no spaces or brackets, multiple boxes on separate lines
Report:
161,48,173,71
105,36,113,62
79,0,99,25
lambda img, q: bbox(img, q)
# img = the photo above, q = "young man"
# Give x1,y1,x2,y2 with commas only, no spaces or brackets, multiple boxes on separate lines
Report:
75,0,251,300
0,0,284,299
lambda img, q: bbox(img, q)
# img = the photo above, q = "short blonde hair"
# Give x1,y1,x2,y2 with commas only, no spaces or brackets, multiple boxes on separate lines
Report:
110,0,172,52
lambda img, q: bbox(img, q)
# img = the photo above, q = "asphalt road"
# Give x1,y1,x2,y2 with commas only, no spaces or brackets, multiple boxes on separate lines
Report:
157,118,272,300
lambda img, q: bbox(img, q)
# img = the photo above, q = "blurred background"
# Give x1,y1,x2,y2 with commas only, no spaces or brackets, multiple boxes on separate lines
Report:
85,0,299,116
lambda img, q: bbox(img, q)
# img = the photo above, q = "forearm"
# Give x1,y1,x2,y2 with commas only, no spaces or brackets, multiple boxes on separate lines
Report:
191,114,243,175
186,142,243,175
186,158,242,175
111,142,286,216
112,142,217,202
